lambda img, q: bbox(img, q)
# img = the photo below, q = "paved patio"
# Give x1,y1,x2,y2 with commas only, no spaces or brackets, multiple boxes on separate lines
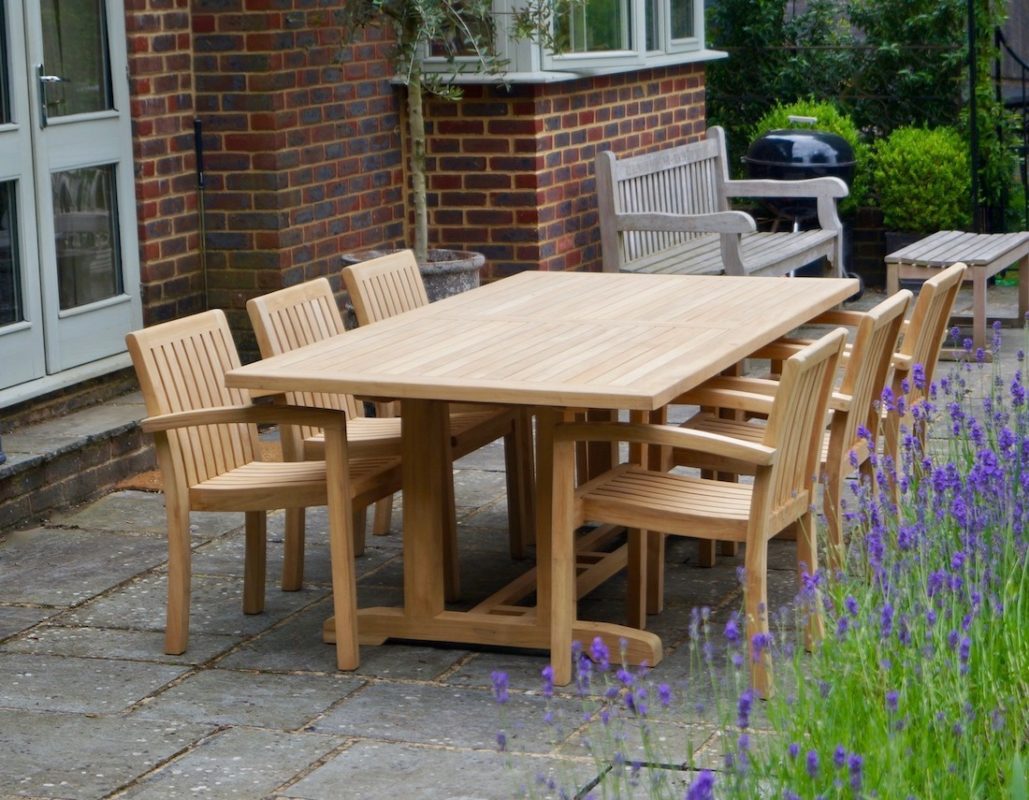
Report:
0,284,1023,800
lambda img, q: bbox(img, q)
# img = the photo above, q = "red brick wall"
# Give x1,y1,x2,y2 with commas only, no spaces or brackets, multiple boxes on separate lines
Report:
189,4,404,356
125,0,204,324
424,64,707,278
125,4,707,351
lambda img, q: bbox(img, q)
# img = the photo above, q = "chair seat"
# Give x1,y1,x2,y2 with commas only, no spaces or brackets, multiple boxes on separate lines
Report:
580,464,752,539
191,456,400,511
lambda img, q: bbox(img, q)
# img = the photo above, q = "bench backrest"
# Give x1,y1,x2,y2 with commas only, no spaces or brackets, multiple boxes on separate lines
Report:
596,127,731,272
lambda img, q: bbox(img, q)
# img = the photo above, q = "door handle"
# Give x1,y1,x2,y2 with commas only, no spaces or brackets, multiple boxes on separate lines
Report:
36,65,69,128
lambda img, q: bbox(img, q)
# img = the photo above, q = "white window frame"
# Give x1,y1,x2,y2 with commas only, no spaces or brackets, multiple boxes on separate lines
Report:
420,0,721,83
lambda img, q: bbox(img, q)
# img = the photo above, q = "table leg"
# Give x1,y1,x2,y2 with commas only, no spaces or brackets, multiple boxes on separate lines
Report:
324,424,359,670
886,263,900,296
973,268,987,351
402,399,451,619
1019,254,1029,324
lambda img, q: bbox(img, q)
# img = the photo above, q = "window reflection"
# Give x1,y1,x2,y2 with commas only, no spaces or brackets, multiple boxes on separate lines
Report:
53,166,122,310
40,0,112,117
0,182,21,326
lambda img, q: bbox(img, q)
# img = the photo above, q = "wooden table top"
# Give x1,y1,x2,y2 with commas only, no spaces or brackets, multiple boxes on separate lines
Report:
226,271,858,411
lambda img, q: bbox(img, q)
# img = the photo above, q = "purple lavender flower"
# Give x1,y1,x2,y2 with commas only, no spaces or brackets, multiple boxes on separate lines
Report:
959,636,972,673
590,636,610,671
833,745,847,768
788,742,800,759
685,769,715,800
751,631,772,662
541,665,554,699
738,732,750,752
783,791,801,800
491,670,509,705
724,613,741,644
845,595,859,616
737,689,754,729
496,730,507,751
806,750,820,778
886,690,899,713
658,683,672,708
880,603,894,639
849,753,864,792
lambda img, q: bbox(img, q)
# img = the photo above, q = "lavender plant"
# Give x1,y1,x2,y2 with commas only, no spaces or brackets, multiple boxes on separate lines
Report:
495,321,1028,799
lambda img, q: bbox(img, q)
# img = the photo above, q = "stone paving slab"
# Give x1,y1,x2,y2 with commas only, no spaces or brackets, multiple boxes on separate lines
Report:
0,624,238,665
0,606,53,640
50,490,240,540
134,668,366,729
0,653,187,713
57,572,326,637
117,727,345,800
0,528,169,606
279,741,592,800
0,709,212,800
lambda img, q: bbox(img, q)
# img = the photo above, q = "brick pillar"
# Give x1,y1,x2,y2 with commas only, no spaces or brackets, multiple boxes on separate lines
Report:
424,64,707,278
191,2,404,358
125,1,204,324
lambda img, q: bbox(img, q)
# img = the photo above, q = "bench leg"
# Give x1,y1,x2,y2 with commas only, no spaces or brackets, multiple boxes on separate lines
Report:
973,269,987,352
1019,255,1029,323
886,264,899,297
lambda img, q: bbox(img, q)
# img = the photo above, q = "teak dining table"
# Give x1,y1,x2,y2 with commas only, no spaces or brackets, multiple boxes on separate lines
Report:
225,271,858,684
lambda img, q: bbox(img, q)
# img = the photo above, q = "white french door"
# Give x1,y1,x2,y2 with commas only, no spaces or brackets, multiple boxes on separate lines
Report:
0,0,140,394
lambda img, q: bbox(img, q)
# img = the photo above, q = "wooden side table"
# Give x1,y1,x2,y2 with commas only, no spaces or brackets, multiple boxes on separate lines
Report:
886,230,1029,351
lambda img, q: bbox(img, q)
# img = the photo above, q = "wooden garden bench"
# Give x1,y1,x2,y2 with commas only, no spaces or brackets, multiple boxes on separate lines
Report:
596,126,848,278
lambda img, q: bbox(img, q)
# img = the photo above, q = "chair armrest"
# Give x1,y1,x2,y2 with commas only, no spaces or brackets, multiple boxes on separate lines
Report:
724,177,849,200
891,353,914,374
673,379,777,415
616,211,756,235
829,391,853,413
748,340,810,361
810,309,867,326
141,404,346,434
554,421,777,467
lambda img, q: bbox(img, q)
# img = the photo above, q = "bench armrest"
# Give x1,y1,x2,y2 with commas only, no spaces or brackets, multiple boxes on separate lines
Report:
616,210,756,235
724,177,849,200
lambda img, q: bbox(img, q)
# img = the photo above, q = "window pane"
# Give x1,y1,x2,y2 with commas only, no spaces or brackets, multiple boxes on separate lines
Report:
428,3,495,58
53,165,122,310
40,0,113,117
556,0,631,53
0,4,10,123
0,181,22,326
670,0,695,39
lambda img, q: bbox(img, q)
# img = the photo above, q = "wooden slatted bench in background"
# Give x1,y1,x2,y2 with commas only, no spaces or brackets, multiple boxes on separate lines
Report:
885,230,1029,351
596,126,849,278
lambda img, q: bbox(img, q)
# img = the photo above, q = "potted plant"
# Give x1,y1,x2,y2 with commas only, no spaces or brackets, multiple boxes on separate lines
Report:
872,125,972,254
337,1,551,300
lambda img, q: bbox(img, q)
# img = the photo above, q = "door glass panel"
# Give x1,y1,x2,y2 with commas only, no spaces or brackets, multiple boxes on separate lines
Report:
40,0,112,118
53,165,122,309
0,4,10,123
0,181,21,325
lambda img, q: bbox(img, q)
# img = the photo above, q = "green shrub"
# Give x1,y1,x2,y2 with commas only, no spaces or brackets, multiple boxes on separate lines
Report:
750,99,871,211
872,126,971,232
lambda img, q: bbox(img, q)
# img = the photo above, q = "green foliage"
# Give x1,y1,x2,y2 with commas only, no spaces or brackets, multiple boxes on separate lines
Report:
872,126,971,231
750,99,871,211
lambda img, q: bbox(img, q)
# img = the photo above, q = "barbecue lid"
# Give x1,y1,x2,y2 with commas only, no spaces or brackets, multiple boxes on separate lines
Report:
744,127,855,169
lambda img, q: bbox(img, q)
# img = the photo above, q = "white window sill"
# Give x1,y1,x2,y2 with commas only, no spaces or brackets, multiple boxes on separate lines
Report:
416,48,727,85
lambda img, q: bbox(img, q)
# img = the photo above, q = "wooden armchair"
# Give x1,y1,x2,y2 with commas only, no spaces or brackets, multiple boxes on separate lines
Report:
126,309,400,670
676,290,911,569
247,278,403,591
883,262,966,464
595,126,848,278
342,250,536,567
549,329,846,695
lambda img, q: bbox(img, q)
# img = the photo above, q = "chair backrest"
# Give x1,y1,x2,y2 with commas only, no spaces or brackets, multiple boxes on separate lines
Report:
126,309,258,487
761,327,847,527
895,262,967,401
595,127,731,272
838,290,912,458
341,249,429,325
246,278,362,429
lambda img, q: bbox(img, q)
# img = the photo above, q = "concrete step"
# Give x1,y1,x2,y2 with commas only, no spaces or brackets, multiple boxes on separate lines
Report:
0,391,154,532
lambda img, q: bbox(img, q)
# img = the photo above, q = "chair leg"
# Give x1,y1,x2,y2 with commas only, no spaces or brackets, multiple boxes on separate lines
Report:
823,461,846,573
645,531,665,615
372,495,393,536
243,511,267,615
504,411,536,560
164,499,192,655
352,508,367,558
627,528,647,629
743,536,772,698
281,507,305,591
794,513,825,650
